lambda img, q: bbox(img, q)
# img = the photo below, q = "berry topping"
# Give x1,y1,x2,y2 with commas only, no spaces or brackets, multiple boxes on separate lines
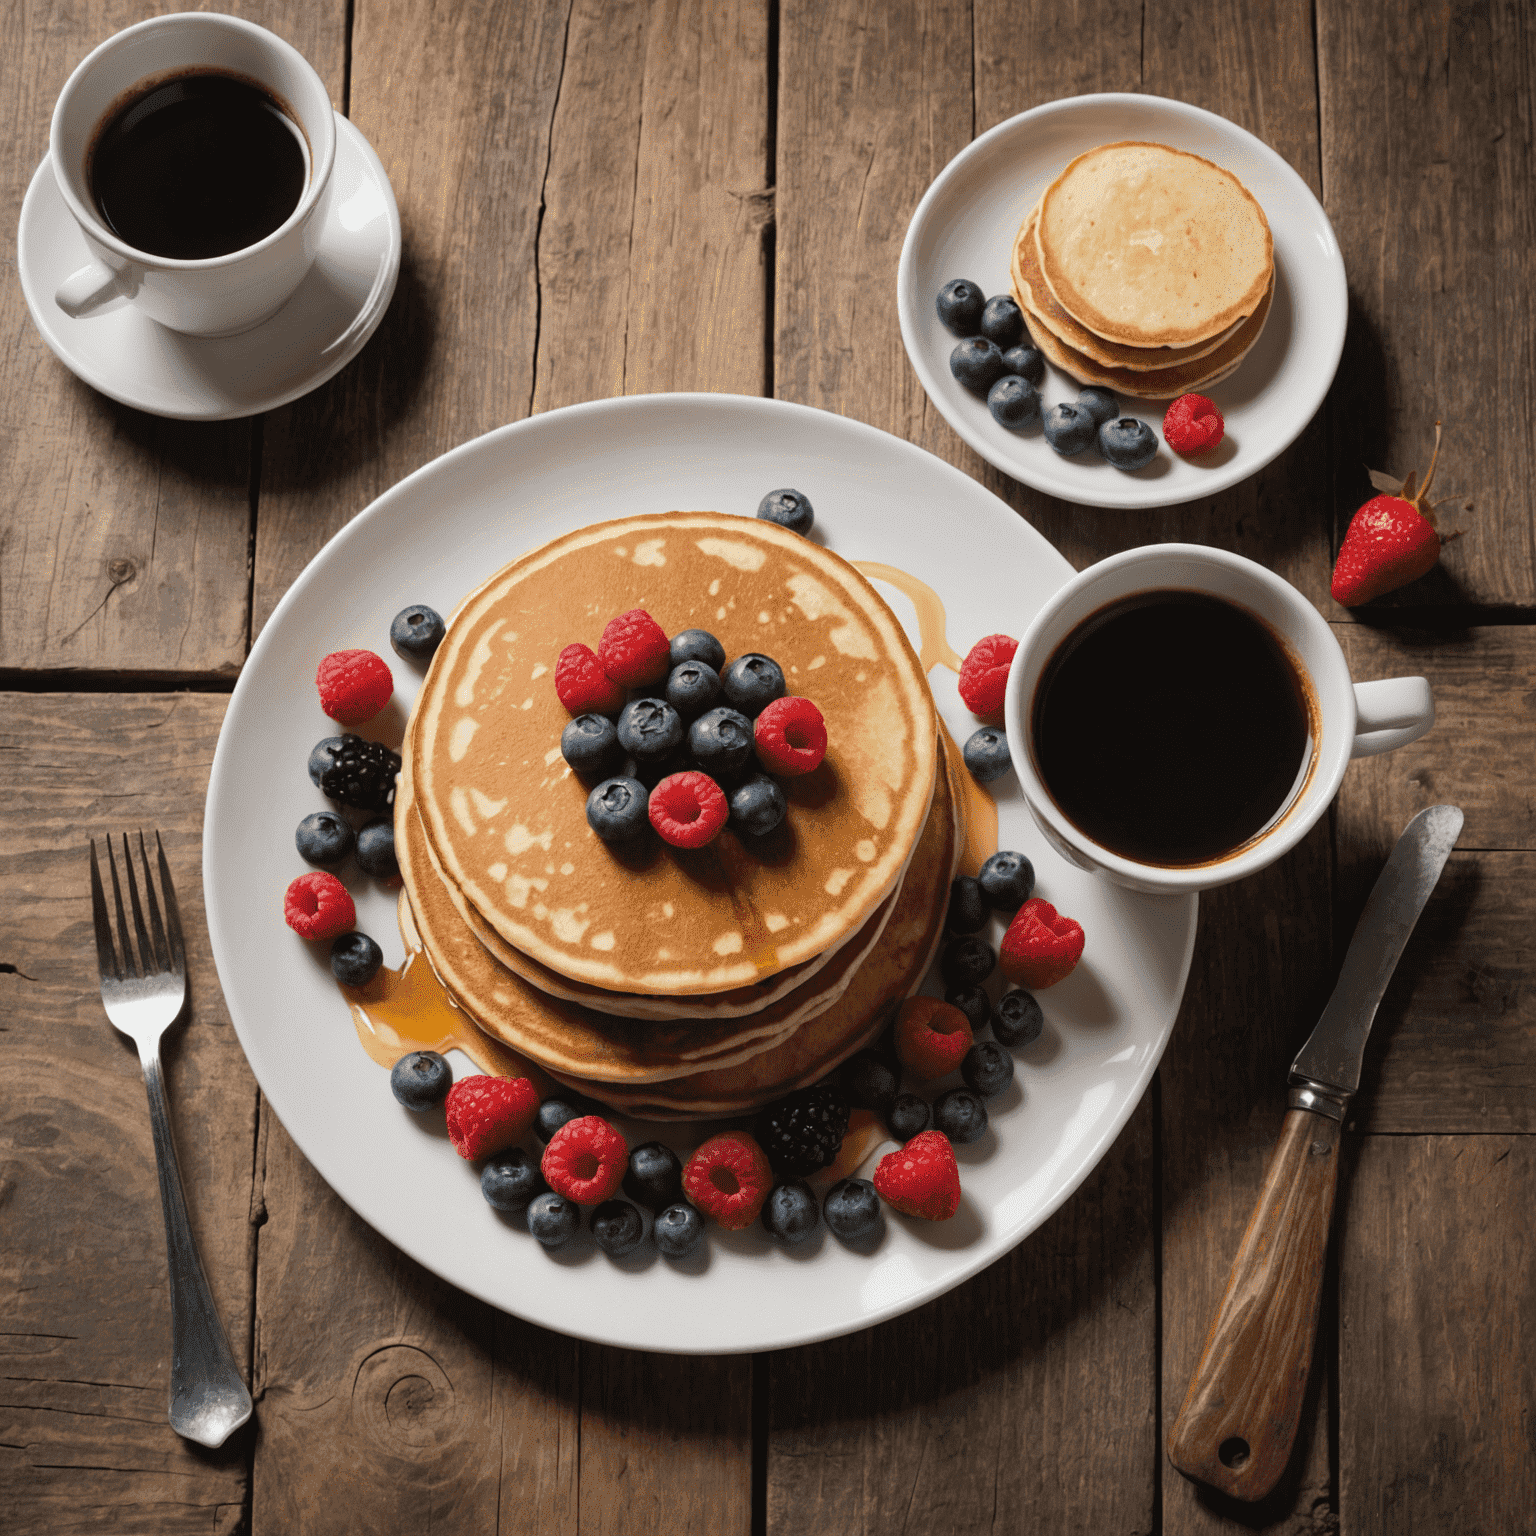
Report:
754,1084,852,1178
390,1050,451,1111
591,1199,646,1257
481,1147,547,1211
988,375,1040,430
945,985,991,1032
992,987,1044,1047
961,1040,1015,1099
957,634,1018,717
653,1202,706,1259
940,934,995,990
757,488,815,536
313,735,400,813
933,1087,989,1144
316,649,394,724
950,336,1006,395
887,1091,932,1142
295,809,354,869
1163,393,1225,455
1000,898,1085,988
1077,387,1120,425
330,930,383,987
894,995,974,1081
687,706,756,775
648,771,729,848
762,1181,820,1243
682,1130,773,1230
945,875,988,934
617,697,685,761
624,1142,685,1211
283,871,355,940
720,653,787,717
753,695,827,776
963,726,1012,782
977,849,1035,910
556,642,627,715
1099,417,1159,471
873,1130,961,1221
355,818,398,880
936,278,985,335
823,1178,882,1243
527,1191,581,1248
979,293,1025,349
664,660,723,720
542,1115,628,1204
839,1049,898,1114
598,609,671,688
586,776,650,842
562,713,624,778
1000,343,1045,385
1042,401,1096,457
389,604,446,662
444,1074,539,1162
670,628,727,671
728,774,788,838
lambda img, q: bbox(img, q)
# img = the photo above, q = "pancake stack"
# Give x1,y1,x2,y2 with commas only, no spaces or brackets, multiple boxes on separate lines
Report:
1010,141,1273,399
395,511,959,1119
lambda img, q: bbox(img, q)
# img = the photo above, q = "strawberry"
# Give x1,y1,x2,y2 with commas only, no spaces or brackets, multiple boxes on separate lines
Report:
999,898,1084,988
444,1075,539,1161
873,1130,961,1221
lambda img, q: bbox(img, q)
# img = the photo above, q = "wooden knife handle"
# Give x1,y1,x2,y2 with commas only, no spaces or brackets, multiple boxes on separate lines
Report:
1167,1107,1341,1500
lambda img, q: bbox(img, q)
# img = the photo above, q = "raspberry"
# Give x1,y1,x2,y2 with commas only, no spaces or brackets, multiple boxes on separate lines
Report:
316,649,394,724
597,609,671,688
1163,393,1225,455
957,634,1018,717
445,1075,539,1161
648,771,728,848
541,1115,627,1203
873,1129,961,1221
999,898,1085,988
283,871,355,940
753,696,827,776
682,1130,773,1230
894,995,974,1080
555,643,626,716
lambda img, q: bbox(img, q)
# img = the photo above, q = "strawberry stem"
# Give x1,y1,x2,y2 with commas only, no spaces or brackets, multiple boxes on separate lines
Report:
1418,420,1443,503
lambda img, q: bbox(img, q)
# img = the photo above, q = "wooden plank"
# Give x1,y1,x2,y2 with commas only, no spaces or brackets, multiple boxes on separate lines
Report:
1317,0,1536,608
0,693,255,1533
0,3,346,678
1340,1136,1536,1534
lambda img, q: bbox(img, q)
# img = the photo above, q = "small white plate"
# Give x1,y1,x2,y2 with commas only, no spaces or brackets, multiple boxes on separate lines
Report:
897,94,1347,510
16,113,400,421
203,394,1197,1354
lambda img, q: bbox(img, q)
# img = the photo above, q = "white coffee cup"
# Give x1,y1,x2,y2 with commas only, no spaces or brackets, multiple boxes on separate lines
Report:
1003,544,1434,895
50,12,337,337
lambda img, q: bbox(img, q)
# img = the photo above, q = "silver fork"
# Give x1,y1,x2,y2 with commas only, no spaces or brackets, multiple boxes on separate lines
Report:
89,832,253,1449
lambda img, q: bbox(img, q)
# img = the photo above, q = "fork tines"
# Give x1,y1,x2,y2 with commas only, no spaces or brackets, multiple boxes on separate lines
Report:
89,831,186,982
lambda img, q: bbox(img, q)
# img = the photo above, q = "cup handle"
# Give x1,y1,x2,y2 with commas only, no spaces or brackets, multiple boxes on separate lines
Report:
1351,676,1434,758
56,259,131,318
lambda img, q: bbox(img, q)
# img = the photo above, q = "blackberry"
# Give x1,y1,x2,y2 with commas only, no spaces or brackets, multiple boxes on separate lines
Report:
316,734,400,813
754,1083,851,1177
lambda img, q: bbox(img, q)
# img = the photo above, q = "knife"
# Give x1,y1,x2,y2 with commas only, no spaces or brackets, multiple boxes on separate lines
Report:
1166,803,1464,1501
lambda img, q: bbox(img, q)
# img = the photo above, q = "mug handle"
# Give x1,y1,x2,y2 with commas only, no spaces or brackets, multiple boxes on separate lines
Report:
1351,676,1434,758
56,259,132,318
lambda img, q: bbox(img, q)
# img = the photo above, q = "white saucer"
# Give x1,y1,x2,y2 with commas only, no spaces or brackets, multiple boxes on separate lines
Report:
17,113,401,421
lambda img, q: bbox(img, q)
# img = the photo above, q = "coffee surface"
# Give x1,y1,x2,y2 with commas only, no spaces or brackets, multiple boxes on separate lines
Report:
90,72,306,259
1033,591,1311,866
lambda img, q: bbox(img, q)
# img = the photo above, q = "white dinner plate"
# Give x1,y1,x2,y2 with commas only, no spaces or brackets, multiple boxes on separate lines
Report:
897,94,1347,510
204,394,1197,1354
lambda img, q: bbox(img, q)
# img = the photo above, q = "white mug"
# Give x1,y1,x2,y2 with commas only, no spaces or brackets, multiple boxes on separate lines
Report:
50,12,336,337
1003,544,1435,895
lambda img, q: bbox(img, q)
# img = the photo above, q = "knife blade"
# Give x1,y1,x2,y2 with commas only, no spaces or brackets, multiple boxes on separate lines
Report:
1167,804,1463,1501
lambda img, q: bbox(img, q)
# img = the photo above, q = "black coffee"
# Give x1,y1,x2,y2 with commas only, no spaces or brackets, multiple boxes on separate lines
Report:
1031,591,1313,866
89,71,306,260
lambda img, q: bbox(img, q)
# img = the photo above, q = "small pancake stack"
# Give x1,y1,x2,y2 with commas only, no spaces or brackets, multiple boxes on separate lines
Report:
396,511,960,1120
1011,141,1273,399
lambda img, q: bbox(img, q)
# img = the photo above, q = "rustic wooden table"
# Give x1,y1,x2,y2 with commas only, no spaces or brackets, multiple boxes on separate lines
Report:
4,2,1532,1531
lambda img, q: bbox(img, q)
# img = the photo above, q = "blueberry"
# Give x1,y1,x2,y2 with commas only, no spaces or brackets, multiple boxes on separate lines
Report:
535,1096,591,1144
355,818,398,880
664,661,722,721
824,1178,882,1241
950,337,1006,395
720,654,786,717
1098,416,1159,471
586,776,650,842
761,1180,820,1243
390,1049,451,1111
963,726,1012,783
757,488,815,536
624,1142,684,1210
481,1148,546,1211
936,278,985,335
308,735,348,787
887,1092,931,1141
977,850,1035,910
562,713,624,777
840,1049,898,1113
979,294,1025,349
729,774,788,837
616,697,684,762
1001,344,1045,386
1042,401,1096,456
933,1088,989,1144
527,1191,581,1248
1077,387,1120,426
591,1198,646,1257
670,629,726,671
945,875,988,934
962,1040,1015,1099
625,751,690,791
688,706,756,778
945,985,991,1032
330,931,382,987
654,1201,706,1259
389,604,446,662
992,988,1044,1047
940,934,995,990
295,810,354,869
987,375,1040,431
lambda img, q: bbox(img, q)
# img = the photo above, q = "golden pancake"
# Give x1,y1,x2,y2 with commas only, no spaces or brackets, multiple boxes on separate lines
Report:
1035,142,1273,348
412,512,938,995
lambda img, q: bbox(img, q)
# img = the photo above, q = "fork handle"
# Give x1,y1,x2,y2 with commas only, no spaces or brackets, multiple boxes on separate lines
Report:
139,1046,253,1447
